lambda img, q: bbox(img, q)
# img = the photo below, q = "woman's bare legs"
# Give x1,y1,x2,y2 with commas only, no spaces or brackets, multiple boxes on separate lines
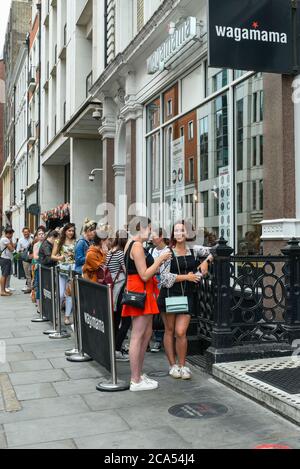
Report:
139,316,154,373
162,313,176,366
129,315,153,383
175,315,191,367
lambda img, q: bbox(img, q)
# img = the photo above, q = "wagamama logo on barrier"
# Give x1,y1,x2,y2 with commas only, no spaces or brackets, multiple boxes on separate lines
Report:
215,21,288,44
84,311,105,333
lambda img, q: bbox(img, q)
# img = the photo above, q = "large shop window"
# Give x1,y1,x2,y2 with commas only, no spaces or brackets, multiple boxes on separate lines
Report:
146,72,264,253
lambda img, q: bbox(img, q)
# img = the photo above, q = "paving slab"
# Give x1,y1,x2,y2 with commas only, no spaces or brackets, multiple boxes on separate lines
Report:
75,426,192,450
9,369,69,386
10,359,53,373
0,426,7,449
10,439,77,450
14,383,58,401
63,366,104,380
0,395,90,424
6,352,36,363
53,378,101,396
4,410,129,447
33,349,71,359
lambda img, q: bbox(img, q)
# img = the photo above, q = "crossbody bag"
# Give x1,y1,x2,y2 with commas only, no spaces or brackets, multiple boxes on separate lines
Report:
121,242,146,309
165,250,189,314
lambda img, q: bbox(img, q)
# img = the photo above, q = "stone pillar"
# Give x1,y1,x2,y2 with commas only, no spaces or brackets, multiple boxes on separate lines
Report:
98,96,117,207
113,163,126,231
261,74,297,254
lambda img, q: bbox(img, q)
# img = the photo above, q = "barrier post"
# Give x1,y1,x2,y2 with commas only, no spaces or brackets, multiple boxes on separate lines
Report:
66,276,92,362
43,267,58,335
49,267,71,340
96,284,129,392
32,264,49,323
65,272,80,356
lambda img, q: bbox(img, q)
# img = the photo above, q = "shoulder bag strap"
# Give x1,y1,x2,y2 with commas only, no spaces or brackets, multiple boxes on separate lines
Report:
173,249,186,297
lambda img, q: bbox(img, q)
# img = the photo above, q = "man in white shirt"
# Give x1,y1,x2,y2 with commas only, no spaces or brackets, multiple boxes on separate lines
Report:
0,228,16,297
17,227,34,293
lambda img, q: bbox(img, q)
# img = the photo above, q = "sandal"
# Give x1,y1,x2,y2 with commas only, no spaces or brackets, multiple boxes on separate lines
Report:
1,292,12,297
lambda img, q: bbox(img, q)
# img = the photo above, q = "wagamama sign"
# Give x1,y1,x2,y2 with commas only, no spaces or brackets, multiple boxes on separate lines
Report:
209,0,296,75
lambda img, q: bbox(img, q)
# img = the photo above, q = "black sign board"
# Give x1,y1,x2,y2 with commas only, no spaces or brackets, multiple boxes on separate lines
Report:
78,278,112,373
208,0,298,74
41,266,54,322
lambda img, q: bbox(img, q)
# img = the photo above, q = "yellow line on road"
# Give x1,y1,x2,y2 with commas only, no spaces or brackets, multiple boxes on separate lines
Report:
0,374,22,413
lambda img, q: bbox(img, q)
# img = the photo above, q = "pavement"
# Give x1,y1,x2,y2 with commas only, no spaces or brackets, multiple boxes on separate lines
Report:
0,277,299,450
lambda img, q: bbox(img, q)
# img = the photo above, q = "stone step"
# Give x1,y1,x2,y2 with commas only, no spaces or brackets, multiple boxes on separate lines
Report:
212,357,300,425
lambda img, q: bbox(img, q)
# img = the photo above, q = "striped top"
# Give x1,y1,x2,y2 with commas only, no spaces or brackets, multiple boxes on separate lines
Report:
105,250,125,274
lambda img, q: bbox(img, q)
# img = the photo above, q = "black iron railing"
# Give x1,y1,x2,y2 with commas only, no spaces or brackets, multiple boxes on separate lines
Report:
196,238,300,351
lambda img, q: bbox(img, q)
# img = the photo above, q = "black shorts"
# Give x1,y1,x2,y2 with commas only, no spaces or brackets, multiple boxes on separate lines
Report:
0,258,12,277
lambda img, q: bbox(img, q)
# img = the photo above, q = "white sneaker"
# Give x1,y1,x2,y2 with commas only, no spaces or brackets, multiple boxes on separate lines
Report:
130,379,158,392
180,366,192,380
115,351,130,362
169,364,181,379
141,374,157,385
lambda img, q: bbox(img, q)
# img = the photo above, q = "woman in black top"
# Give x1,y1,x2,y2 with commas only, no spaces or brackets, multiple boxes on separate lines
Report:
159,221,214,380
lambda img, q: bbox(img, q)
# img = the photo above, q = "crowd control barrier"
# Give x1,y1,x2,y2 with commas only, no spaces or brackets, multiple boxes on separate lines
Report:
71,277,129,392
32,265,55,324
65,271,82,358
48,266,71,340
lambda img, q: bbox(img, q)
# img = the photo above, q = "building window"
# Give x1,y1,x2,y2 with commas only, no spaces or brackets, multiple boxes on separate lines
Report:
200,117,208,181
236,99,243,171
147,98,160,132
167,99,172,116
260,135,264,166
259,180,264,211
188,158,195,182
188,121,194,141
252,136,257,166
215,94,228,177
252,181,257,210
260,91,264,121
213,69,228,93
201,191,209,218
253,92,258,123
237,183,243,213
180,126,184,138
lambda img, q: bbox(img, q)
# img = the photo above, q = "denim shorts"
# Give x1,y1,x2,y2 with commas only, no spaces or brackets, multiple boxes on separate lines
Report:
0,258,12,277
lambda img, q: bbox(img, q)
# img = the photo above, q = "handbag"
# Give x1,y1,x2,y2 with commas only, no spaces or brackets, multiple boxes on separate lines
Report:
96,265,114,286
165,251,189,314
121,241,146,310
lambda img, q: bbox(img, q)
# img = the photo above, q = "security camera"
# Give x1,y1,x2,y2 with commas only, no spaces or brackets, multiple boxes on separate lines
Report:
92,109,102,120
89,174,95,182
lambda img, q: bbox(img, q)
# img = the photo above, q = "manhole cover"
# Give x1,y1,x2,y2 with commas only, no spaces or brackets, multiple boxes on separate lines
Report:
168,402,228,419
147,371,169,378
247,367,300,394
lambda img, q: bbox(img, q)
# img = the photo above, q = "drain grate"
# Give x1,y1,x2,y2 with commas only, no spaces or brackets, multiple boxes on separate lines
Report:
247,366,300,395
187,355,208,369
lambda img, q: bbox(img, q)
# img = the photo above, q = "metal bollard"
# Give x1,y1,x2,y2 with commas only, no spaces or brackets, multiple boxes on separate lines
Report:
67,276,92,363
32,265,49,323
96,284,129,392
65,273,80,356
49,267,71,340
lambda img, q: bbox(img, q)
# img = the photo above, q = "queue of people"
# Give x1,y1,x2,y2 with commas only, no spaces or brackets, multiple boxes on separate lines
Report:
0,216,215,393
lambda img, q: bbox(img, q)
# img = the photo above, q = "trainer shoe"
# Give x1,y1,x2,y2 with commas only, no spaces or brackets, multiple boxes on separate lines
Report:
130,379,158,392
150,341,162,353
115,350,130,362
180,366,192,380
169,364,181,379
141,374,157,385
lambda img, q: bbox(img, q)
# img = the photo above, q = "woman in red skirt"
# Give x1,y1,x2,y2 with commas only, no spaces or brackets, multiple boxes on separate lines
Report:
122,217,171,392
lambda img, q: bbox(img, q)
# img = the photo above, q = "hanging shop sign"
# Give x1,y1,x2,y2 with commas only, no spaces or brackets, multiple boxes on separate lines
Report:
147,17,198,74
208,0,298,74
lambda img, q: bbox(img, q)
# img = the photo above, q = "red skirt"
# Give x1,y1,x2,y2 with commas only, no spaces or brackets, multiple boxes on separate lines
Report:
122,274,160,318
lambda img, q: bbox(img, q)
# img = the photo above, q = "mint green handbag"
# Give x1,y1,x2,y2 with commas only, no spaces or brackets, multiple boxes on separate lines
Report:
165,251,189,314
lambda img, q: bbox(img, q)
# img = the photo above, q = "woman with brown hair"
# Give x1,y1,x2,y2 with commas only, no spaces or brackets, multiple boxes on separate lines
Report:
51,223,76,325
122,217,172,392
82,226,110,283
158,221,214,380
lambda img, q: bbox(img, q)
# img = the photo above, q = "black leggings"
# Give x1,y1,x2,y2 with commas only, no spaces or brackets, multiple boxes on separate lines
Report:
114,285,131,352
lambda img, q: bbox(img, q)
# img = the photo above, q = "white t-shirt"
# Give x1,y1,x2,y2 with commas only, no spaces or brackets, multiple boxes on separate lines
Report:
149,246,169,260
0,237,14,260
17,236,33,253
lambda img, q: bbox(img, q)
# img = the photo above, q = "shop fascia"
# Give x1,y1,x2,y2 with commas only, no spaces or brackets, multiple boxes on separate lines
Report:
147,16,201,75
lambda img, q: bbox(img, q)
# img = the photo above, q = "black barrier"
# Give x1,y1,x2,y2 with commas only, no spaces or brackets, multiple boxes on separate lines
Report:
76,277,129,391
48,266,71,340
40,266,55,322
